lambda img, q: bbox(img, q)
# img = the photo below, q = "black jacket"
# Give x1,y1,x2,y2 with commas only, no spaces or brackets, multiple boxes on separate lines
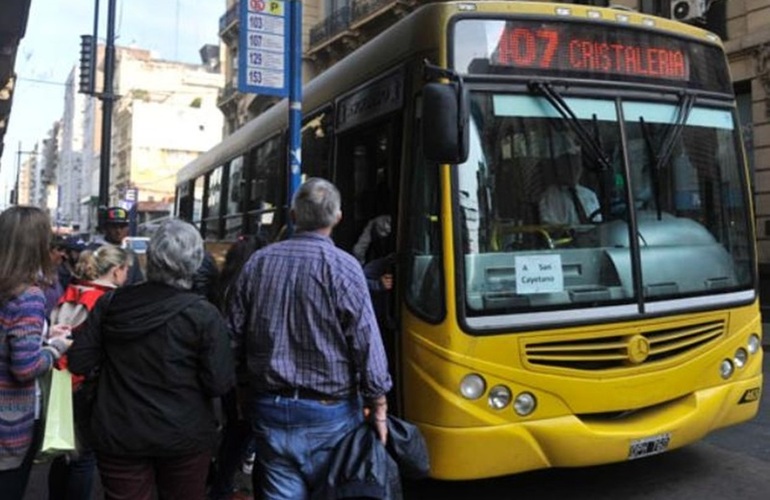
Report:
315,416,430,499
68,282,235,457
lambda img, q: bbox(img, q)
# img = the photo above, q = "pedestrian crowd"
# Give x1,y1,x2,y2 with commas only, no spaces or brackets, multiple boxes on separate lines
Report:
1,177,426,500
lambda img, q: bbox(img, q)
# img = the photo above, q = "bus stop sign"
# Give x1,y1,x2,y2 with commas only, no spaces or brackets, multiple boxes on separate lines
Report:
239,0,289,97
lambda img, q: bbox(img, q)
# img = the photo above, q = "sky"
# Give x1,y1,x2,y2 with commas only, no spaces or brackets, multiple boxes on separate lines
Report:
0,0,224,206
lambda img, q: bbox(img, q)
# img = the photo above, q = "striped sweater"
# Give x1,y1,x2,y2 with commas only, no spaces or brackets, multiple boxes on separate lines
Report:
0,286,54,470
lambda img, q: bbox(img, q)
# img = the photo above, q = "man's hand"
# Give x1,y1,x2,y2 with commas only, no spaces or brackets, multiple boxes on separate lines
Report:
366,396,388,445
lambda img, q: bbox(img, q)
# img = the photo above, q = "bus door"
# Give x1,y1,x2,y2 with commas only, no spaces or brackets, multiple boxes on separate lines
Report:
334,119,402,378
334,120,400,257
333,69,406,250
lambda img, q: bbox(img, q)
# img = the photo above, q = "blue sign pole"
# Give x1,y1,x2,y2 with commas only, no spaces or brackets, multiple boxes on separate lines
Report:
288,0,302,210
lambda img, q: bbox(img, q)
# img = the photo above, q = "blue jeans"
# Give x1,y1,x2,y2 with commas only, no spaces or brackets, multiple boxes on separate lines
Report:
0,419,43,500
48,450,97,500
250,394,362,500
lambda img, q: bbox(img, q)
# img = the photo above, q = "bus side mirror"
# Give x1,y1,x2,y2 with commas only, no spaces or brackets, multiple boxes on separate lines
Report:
422,82,469,164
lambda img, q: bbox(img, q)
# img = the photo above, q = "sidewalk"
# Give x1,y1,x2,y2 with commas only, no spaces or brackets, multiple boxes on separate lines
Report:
22,460,254,500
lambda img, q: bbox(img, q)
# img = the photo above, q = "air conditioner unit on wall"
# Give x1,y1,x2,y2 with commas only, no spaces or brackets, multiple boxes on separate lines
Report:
670,0,707,21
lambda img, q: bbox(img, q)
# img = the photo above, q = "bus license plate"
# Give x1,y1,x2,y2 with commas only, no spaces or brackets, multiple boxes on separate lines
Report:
628,433,671,460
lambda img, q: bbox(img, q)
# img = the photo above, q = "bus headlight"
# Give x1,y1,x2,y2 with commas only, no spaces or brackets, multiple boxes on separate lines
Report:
514,392,537,416
460,374,486,400
747,334,761,355
488,385,512,410
719,359,734,379
734,348,748,369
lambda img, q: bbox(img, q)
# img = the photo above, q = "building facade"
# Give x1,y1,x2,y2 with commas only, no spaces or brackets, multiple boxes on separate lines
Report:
16,122,59,212
724,0,770,270
110,47,224,215
57,67,89,230
55,45,224,234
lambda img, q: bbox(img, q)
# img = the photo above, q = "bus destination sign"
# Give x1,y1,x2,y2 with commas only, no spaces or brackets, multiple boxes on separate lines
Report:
452,19,730,92
493,26,688,81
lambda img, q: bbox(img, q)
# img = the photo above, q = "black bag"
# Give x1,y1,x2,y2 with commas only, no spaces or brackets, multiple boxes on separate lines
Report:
315,415,431,500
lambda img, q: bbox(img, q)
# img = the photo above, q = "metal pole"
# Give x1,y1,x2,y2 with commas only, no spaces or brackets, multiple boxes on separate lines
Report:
98,0,117,221
92,0,100,91
288,0,303,231
12,141,21,205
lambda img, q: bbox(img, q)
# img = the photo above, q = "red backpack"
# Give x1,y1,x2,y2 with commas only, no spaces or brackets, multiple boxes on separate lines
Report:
50,282,114,384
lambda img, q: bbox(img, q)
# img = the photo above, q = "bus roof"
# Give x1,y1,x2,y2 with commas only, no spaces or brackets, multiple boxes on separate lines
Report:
176,1,723,186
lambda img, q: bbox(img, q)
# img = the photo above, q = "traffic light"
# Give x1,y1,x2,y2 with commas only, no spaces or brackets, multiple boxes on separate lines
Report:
79,34,95,95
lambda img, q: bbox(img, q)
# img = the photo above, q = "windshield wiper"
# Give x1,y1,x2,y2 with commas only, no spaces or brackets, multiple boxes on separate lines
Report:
529,81,613,172
652,93,695,173
639,92,696,219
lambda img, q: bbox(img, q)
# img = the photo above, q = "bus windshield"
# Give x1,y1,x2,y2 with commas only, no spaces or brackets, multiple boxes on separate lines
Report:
458,91,754,326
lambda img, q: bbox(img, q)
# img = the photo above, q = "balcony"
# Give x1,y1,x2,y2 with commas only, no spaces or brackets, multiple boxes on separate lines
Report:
351,0,412,26
308,0,419,64
309,6,352,50
219,4,238,42
217,81,238,110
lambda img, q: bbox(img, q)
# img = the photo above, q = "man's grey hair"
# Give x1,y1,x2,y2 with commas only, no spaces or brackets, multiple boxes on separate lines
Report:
291,177,342,232
146,219,204,289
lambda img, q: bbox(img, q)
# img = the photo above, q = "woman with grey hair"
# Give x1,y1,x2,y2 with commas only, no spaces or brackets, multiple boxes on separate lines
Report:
68,219,235,500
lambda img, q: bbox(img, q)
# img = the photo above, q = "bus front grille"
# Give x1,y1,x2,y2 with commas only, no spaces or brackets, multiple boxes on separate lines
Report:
523,320,724,370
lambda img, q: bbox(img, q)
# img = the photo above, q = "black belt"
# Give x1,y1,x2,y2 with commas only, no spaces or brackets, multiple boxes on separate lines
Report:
268,387,341,402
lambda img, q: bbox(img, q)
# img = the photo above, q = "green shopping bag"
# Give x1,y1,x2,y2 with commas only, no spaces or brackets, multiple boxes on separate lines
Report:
36,367,76,460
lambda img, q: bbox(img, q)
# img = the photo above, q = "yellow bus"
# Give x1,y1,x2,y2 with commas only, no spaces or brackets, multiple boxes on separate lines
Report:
176,1,763,480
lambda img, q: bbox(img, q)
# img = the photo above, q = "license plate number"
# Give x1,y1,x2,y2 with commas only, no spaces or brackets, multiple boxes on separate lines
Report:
628,433,671,460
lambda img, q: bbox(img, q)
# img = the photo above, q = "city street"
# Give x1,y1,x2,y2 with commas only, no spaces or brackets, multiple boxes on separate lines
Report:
21,353,769,500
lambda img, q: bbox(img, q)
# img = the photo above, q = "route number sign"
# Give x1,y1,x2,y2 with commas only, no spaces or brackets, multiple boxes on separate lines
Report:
239,0,289,96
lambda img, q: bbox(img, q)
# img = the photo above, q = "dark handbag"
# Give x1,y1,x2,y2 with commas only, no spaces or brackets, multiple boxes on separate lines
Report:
385,415,430,479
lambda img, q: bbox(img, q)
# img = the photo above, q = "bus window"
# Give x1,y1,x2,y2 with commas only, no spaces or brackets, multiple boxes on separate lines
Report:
247,136,283,241
225,156,244,239
176,181,194,221
192,176,204,230
203,165,224,240
457,91,753,324
622,103,754,293
302,110,333,180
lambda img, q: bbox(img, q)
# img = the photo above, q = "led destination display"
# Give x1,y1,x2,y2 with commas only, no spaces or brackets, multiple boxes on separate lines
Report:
494,27,688,81
453,19,731,92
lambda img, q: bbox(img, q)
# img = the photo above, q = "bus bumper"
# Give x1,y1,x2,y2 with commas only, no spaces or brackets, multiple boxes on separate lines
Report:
418,374,762,480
